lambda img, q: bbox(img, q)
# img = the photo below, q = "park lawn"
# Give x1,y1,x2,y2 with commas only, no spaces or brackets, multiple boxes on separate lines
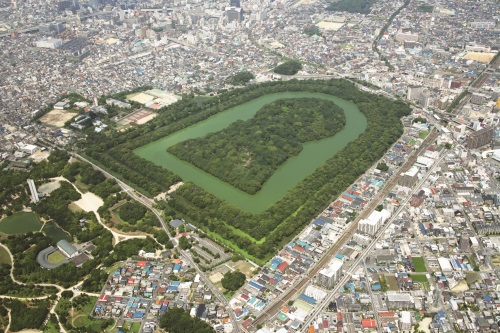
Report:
0,212,42,234
73,297,111,330
412,256,427,272
74,175,90,193
44,319,61,333
0,246,11,265
48,251,66,264
419,130,429,140
68,202,84,213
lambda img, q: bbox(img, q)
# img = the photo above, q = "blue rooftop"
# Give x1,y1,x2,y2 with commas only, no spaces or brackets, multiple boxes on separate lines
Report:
248,281,263,291
299,294,316,305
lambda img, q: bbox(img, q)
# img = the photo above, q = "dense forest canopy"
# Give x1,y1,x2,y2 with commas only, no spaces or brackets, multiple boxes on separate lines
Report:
273,60,302,75
221,271,246,291
227,71,255,85
86,79,410,262
168,98,345,194
160,308,215,333
327,0,373,14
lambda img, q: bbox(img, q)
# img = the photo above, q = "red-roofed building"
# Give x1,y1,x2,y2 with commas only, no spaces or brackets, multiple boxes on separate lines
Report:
127,278,135,284
98,294,109,303
242,318,253,329
292,244,305,253
240,294,250,301
136,260,147,268
277,261,289,273
378,311,395,318
378,311,397,324
341,195,354,202
361,319,377,329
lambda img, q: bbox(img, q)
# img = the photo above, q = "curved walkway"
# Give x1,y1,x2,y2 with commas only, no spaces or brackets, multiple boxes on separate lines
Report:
50,177,146,245
0,243,64,292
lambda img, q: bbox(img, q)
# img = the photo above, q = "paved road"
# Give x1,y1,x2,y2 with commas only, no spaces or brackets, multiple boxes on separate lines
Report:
250,128,438,329
300,150,446,332
73,153,241,332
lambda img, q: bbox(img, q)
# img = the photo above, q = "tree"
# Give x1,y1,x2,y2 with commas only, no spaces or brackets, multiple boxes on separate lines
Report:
273,60,302,75
327,0,373,13
61,290,74,299
179,236,192,250
376,163,389,172
159,308,215,333
118,201,147,224
227,71,255,85
221,271,246,291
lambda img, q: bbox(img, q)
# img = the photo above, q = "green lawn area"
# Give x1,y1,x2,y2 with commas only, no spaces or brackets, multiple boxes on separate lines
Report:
109,321,141,333
68,202,83,213
419,130,429,140
408,139,416,146
43,318,61,333
0,212,42,234
47,251,66,264
409,274,430,290
74,176,90,193
72,296,112,331
412,256,427,272
0,246,11,265
106,261,124,274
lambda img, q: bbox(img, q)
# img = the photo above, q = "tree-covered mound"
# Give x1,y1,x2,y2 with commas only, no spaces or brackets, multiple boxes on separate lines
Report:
227,71,255,85
85,79,410,262
327,0,373,14
274,60,302,75
168,98,345,194
160,308,215,333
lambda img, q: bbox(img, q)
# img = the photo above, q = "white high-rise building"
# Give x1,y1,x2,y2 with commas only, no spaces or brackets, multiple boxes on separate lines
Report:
358,209,391,236
317,258,343,289
27,179,39,203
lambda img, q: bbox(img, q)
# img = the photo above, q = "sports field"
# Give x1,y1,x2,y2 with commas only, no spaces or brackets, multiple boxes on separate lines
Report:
47,251,66,264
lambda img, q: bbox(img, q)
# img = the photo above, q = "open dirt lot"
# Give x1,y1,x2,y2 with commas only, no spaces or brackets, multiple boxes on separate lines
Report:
38,180,61,194
39,109,77,127
229,260,257,278
127,92,154,104
136,113,157,124
74,192,103,212
317,21,345,31
209,272,224,283
30,151,50,163
463,51,497,63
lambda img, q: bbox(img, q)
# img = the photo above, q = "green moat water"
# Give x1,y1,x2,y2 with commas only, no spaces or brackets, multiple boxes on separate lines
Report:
135,92,367,213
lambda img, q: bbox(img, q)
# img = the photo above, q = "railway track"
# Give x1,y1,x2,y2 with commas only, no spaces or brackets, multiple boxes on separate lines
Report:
249,129,438,329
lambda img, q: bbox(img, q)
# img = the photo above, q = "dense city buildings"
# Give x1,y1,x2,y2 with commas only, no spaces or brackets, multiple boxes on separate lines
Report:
0,0,499,332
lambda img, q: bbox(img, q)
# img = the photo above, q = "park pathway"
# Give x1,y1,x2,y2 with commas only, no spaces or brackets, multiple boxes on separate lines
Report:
50,177,147,245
